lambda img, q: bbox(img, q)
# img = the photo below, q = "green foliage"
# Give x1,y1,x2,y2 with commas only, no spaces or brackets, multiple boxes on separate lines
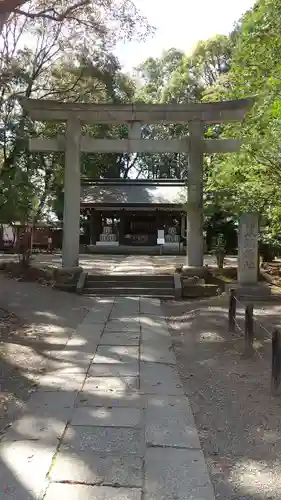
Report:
3,0,281,249
0,0,147,222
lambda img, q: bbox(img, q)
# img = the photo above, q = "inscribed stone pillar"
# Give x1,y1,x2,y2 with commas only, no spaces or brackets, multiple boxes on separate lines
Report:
62,117,81,267
238,213,259,285
186,121,204,267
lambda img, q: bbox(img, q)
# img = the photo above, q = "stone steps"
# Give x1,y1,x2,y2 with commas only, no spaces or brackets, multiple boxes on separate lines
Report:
83,274,175,298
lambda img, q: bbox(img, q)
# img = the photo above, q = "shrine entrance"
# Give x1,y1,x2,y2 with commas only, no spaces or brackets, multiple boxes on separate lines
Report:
21,98,254,268
123,214,157,246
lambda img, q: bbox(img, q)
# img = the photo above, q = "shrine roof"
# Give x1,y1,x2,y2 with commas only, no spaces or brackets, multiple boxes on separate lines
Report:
81,179,187,207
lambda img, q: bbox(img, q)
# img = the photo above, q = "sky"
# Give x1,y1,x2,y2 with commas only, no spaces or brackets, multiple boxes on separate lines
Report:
115,0,256,72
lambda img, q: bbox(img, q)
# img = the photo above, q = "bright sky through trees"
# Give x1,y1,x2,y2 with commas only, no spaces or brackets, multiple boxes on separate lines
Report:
115,0,256,71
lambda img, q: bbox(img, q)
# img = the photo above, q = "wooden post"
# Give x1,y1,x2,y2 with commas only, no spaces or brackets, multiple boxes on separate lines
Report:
228,288,236,333
271,329,281,396
245,304,254,357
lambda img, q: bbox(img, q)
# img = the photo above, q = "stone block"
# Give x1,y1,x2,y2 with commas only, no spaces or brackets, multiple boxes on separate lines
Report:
89,363,138,377
53,266,82,289
100,332,140,346
71,406,142,427
140,362,184,395
44,484,142,500
93,346,139,364
62,425,145,455
83,376,138,394
76,271,87,294
181,266,207,278
174,273,182,300
225,282,271,301
182,284,218,299
76,392,145,409
50,451,143,487
144,448,215,500
145,402,200,448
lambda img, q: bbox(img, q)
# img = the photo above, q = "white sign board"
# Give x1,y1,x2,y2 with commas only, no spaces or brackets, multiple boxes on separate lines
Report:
157,229,165,245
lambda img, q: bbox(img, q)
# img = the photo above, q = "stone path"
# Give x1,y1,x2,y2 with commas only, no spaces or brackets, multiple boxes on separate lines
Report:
110,255,155,275
0,296,215,500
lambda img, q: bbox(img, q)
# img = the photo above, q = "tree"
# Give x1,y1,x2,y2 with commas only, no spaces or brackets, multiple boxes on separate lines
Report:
0,0,149,223
0,0,152,41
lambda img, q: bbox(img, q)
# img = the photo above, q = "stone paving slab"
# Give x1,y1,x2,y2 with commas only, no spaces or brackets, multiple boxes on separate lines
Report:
0,293,215,500
3,413,67,444
100,332,140,345
83,376,138,393
140,323,171,340
145,394,194,410
89,363,139,377
76,392,145,409
38,371,86,391
71,406,142,427
44,484,142,500
110,300,140,316
144,448,215,500
145,402,201,448
140,362,184,395
139,298,163,316
140,343,176,364
76,322,105,339
49,451,143,487
62,425,145,455
0,440,54,500
82,306,112,329
47,348,93,367
64,336,100,354
93,345,139,364
105,319,140,332
25,389,77,416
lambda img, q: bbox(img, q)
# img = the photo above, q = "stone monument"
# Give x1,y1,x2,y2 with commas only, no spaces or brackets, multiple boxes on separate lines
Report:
238,213,259,285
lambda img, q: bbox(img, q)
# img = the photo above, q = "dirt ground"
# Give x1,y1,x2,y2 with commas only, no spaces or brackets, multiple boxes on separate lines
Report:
164,296,281,500
0,276,93,436
0,309,46,434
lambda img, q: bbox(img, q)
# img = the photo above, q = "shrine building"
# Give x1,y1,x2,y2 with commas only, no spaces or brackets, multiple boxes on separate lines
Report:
80,179,187,252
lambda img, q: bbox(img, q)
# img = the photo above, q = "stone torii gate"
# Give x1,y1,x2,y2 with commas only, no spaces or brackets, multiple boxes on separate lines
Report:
21,98,253,268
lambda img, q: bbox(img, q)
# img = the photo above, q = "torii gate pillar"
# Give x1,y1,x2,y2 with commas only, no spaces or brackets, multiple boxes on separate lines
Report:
186,121,204,268
62,118,81,267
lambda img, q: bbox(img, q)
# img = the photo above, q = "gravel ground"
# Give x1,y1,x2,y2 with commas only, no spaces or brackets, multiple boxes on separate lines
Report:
163,296,281,500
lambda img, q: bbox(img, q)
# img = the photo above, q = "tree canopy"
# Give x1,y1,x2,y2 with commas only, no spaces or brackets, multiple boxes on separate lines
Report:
1,0,281,254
